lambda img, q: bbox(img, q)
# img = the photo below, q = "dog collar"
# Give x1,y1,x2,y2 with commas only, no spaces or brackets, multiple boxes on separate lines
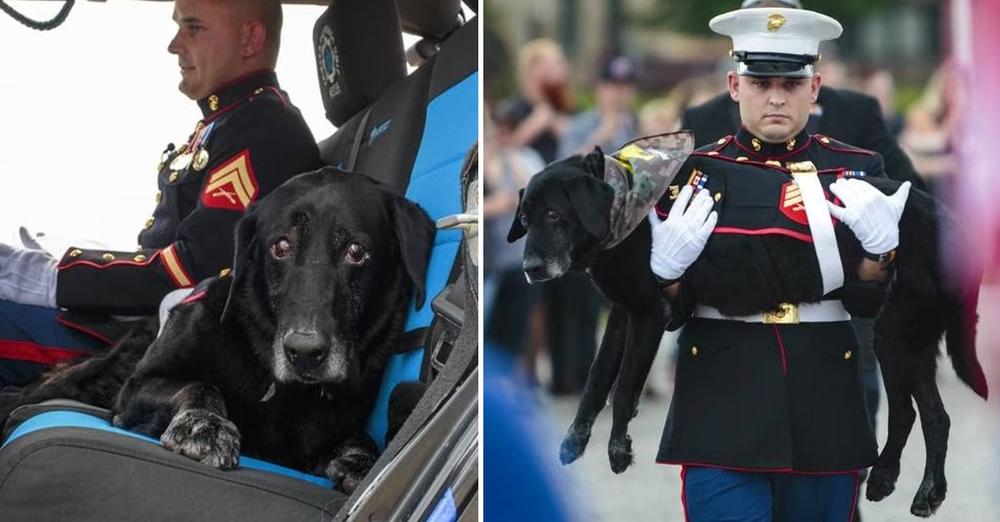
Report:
601,132,694,249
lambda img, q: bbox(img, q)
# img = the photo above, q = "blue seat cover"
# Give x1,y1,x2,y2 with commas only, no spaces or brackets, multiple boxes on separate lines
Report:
365,71,478,450
2,411,333,488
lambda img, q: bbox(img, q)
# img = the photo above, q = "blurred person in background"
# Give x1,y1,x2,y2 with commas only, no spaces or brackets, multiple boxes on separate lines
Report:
900,63,962,196
504,38,574,163
639,97,682,138
559,55,639,158
862,67,904,137
483,104,545,379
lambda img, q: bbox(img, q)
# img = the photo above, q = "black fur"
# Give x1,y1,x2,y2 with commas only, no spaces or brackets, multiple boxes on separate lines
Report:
509,152,986,516
2,168,435,494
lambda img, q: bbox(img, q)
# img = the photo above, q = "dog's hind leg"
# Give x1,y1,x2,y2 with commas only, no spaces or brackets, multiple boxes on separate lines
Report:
909,359,949,517
560,303,629,465
867,333,917,502
606,309,662,474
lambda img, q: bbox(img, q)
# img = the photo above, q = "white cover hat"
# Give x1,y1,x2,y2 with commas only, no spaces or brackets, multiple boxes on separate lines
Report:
711,8,842,76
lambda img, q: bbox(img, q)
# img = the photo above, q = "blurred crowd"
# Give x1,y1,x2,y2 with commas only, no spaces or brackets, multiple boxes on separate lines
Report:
484,35,963,394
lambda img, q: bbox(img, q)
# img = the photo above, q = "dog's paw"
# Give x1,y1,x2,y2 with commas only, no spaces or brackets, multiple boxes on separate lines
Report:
161,408,241,470
910,477,947,517
866,461,900,501
608,434,633,474
326,449,376,494
559,425,592,465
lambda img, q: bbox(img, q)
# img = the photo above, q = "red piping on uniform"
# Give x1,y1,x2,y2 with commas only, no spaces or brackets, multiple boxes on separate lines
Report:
772,325,788,376
251,86,287,108
57,250,161,271
714,227,813,243
0,340,90,365
680,466,690,522
712,135,733,151
204,100,244,123
848,471,861,522
691,151,792,173
733,135,813,161
55,315,113,346
815,136,876,156
656,459,865,476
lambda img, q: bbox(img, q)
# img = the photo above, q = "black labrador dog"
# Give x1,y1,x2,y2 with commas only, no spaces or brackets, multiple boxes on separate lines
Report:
509,148,987,516
1,168,435,493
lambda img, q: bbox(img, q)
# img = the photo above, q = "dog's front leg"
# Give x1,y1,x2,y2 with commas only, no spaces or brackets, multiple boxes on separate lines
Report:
319,433,378,494
117,379,240,470
607,308,662,473
561,303,629,465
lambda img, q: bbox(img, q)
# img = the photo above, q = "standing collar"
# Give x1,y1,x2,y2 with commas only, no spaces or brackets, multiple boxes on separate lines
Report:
197,70,279,118
734,125,811,160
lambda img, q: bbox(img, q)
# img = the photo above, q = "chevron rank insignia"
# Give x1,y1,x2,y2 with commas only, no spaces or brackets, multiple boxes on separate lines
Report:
201,150,259,211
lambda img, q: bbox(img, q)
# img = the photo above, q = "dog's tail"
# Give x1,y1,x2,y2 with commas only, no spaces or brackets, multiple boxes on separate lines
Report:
943,279,988,400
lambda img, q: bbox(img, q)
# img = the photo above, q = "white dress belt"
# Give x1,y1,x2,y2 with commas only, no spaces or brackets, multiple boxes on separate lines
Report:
693,301,851,324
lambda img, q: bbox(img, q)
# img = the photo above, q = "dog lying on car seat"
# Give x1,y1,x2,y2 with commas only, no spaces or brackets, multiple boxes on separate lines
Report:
1,168,435,493
508,134,987,515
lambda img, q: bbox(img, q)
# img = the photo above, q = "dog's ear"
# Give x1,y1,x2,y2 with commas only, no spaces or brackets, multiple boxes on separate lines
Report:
506,188,527,243
581,147,606,177
567,175,614,240
221,207,259,323
390,196,435,309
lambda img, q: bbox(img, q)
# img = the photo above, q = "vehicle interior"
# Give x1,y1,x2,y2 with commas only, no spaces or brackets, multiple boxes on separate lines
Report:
0,1,479,520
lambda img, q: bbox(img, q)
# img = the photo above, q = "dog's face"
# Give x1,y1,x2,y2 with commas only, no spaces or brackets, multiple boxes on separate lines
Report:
225,168,434,386
507,149,614,283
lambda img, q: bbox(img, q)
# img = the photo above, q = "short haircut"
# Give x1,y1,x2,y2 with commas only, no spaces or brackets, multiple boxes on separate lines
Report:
231,0,282,60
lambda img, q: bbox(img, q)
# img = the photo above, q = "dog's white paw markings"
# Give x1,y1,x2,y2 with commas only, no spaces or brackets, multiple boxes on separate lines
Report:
325,450,375,494
161,408,241,469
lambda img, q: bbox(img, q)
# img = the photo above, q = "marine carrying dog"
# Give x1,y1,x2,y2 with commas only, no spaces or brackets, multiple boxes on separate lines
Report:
1,168,435,493
507,132,987,516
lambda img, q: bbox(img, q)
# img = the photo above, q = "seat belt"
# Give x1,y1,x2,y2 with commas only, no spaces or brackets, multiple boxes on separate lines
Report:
346,106,373,171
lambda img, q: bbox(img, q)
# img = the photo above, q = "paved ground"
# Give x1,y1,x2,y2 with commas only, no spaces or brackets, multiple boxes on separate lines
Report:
531,286,1000,521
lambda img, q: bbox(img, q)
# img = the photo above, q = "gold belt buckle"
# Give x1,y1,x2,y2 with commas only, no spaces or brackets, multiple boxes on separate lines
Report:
763,303,799,324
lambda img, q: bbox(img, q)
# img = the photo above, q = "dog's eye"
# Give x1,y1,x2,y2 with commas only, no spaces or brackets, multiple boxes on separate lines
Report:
270,237,293,260
545,210,561,222
345,243,369,265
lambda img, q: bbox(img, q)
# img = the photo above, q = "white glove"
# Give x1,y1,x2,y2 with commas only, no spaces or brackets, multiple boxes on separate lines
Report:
0,242,58,308
647,185,718,281
827,179,911,255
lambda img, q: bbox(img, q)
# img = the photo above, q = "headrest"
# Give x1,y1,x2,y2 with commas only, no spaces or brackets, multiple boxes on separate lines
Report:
313,0,407,127
397,0,463,41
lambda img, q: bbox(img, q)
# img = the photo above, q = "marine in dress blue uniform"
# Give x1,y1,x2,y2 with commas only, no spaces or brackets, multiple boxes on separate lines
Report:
0,70,320,385
649,8,898,521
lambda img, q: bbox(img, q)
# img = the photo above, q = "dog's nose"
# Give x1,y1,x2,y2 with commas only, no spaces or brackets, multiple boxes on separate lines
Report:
522,255,546,282
283,331,327,370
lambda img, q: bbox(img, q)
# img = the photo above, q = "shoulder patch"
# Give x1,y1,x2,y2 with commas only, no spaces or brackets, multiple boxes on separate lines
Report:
813,134,876,156
201,149,259,211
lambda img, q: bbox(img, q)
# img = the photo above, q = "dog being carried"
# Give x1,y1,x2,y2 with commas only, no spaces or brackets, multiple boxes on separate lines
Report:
509,130,986,516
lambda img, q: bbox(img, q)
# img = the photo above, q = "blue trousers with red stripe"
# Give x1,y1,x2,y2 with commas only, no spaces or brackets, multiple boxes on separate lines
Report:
0,300,105,386
682,466,860,522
